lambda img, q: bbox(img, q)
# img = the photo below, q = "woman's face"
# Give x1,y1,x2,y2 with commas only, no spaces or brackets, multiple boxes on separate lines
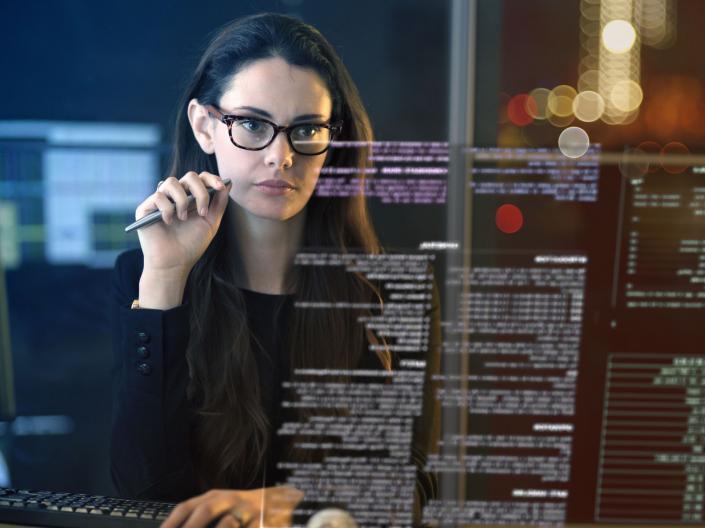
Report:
208,56,333,222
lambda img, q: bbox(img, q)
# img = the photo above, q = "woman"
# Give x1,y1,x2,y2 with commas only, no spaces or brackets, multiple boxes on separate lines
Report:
110,13,440,527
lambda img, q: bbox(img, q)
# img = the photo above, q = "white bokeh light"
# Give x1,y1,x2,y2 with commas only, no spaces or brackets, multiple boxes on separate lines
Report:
602,20,637,53
558,127,590,159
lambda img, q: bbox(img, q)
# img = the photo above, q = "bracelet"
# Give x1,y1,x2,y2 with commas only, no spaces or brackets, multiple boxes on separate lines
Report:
131,299,140,310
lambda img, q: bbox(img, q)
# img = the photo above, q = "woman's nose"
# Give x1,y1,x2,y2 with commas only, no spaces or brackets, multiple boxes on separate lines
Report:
264,131,294,169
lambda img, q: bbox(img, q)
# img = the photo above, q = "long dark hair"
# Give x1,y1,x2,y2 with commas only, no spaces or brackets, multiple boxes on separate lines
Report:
167,13,389,490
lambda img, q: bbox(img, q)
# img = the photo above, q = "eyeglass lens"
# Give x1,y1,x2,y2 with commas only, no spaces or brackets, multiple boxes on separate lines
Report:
230,119,333,154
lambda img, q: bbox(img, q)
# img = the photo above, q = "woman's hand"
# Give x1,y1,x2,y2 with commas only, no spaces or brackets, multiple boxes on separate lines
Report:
134,171,231,309
136,171,231,278
160,486,304,528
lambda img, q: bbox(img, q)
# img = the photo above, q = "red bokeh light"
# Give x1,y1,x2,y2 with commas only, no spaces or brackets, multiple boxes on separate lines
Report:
496,204,524,234
661,141,690,174
507,94,534,127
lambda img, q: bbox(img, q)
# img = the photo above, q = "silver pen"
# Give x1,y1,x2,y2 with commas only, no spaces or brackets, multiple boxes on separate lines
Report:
124,178,231,233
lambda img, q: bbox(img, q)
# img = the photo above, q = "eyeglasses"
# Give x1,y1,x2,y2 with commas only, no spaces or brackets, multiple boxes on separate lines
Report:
206,105,343,156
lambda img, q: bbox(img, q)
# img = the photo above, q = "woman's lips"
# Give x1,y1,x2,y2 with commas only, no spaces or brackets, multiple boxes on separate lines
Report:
255,179,296,195
257,179,295,188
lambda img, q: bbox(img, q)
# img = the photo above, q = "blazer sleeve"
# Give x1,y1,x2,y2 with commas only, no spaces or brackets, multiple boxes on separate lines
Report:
109,249,199,501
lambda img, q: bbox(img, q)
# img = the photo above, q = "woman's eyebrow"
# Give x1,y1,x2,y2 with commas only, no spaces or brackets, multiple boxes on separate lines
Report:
233,106,327,123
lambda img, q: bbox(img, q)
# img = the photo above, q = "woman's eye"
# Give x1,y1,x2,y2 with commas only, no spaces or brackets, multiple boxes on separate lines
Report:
294,125,322,138
240,119,264,133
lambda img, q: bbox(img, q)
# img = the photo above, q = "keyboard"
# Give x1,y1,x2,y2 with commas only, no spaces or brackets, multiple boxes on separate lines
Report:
0,487,176,527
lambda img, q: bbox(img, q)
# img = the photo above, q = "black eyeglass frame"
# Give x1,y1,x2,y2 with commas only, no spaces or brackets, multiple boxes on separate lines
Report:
206,105,343,156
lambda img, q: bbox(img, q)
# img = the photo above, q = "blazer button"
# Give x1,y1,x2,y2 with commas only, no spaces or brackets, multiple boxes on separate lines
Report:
136,346,150,359
137,331,150,344
137,362,152,376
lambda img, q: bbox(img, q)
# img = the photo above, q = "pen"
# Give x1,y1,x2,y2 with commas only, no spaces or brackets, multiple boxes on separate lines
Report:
124,178,231,233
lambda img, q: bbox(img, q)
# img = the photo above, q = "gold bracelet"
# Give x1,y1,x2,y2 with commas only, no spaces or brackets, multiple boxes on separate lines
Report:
130,299,140,310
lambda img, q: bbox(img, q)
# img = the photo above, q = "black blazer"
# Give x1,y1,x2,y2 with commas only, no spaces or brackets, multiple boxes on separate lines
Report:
110,248,441,522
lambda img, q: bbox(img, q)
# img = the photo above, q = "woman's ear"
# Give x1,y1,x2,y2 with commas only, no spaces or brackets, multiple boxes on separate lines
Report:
187,98,216,154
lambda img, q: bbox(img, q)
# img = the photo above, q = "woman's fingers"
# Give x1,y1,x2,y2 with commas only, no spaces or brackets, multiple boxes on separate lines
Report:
179,172,211,217
198,171,226,192
160,494,204,528
160,487,300,528
160,490,248,528
135,191,170,223
207,178,232,223
157,176,191,220
150,191,178,224
180,501,231,528
135,171,228,227
135,183,186,226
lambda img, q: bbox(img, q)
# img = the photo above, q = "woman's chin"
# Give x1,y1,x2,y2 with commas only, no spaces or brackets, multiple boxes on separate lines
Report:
237,201,305,223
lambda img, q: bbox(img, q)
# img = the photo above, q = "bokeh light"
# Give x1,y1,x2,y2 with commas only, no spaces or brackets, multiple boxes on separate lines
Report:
578,69,600,92
548,85,578,117
602,19,637,53
526,88,550,120
637,0,676,48
637,141,662,173
507,94,534,127
661,141,690,174
573,90,605,122
610,79,644,112
619,147,651,180
496,204,524,234
580,17,601,37
598,42,642,124
498,125,525,148
580,0,600,22
547,112,575,128
558,126,590,158
602,109,639,126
